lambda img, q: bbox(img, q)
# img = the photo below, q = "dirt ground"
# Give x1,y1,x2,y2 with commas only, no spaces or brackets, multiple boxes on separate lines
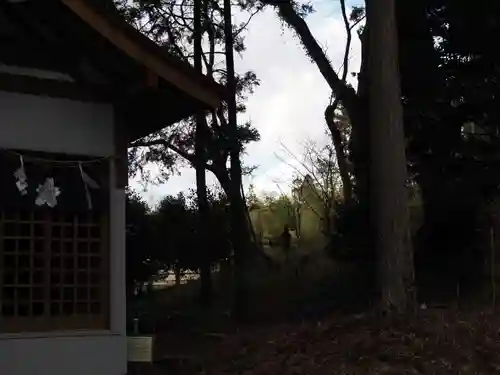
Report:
151,308,500,374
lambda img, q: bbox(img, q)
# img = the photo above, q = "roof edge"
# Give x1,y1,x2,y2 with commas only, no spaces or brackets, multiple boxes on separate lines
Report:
61,0,226,108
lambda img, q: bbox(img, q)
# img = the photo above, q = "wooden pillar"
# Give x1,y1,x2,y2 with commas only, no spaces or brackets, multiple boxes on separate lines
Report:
113,105,129,189
109,103,128,341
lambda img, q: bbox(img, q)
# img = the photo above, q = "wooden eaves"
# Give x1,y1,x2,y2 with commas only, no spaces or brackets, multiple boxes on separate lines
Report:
0,0,226,141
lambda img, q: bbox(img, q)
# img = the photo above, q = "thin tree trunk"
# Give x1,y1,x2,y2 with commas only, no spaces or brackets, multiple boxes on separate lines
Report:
265,0,371,218
215,168,257,253
490,226,496,309
366,0,416,314
351,28,370,209
175,265,181,286
223,0,249,321
194,0,212,308
324,102,353,203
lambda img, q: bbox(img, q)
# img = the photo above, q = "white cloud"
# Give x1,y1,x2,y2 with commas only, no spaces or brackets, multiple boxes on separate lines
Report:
132,1,362,205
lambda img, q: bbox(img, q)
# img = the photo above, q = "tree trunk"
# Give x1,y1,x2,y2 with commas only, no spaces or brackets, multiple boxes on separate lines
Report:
224,0,249,321
216,167,258,252
350,27,370,209
324,103,353,204
267,0,371,216
295,204,301,238
366,0,416,313
194,0,212,308
175,266,181,286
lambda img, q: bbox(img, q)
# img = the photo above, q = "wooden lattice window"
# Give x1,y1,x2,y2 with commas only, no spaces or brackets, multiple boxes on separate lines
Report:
0,151,109,333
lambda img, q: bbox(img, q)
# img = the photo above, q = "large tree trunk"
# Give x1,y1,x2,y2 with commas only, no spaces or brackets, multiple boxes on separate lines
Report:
366,0,416,313
194,0,212,308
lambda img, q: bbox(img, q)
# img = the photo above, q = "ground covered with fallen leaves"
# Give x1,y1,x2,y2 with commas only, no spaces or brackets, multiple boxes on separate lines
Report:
161,309,500,374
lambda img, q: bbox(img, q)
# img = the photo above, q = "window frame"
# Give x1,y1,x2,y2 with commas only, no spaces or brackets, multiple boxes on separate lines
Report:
0,151,110,333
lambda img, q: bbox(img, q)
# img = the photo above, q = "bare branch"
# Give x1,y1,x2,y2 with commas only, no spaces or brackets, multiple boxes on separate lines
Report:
277,142,322,186
275,143,329,206
234,6,264,38
132,138,189,158
339,0,351,82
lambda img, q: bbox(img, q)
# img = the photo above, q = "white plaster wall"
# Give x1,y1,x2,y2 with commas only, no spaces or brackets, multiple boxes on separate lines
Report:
0,91,114,156
0,93,127,375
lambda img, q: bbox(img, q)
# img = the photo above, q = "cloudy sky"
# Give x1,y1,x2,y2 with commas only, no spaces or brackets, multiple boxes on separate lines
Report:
136,0,362,207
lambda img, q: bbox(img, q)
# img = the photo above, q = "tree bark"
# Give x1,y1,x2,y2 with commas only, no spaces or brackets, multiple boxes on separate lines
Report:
366,0,416,313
